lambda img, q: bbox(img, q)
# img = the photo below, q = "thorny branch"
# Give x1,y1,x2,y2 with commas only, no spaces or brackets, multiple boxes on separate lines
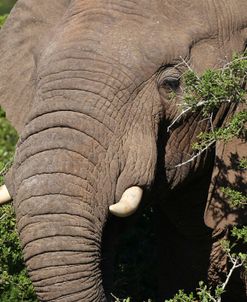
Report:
167,54,246,168
174,140,216,168
216,254,245,302
167,99,232,133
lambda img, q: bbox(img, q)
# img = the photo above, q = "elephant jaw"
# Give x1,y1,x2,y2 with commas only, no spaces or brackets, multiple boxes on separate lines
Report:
109,186,143,217
0,184,11,205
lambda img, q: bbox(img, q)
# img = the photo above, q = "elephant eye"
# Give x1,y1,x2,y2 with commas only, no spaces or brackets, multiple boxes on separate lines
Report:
161,77,180,91
158,68,181,92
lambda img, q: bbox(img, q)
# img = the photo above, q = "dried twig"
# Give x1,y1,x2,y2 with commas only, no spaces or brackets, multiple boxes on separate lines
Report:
216,256,244,302
174,139,215,168
0,159,13,177
167,107,191,132
179,56,200,80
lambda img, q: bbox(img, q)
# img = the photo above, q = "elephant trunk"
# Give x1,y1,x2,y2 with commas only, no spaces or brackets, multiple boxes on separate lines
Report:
13,117,111,301
17,194,103,301
10,43,160,300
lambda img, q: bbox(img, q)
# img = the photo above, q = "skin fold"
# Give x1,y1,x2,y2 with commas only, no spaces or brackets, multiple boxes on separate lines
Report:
0,0,246,301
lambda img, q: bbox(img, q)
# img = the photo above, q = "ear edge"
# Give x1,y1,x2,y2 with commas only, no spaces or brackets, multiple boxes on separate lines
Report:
0,0,71,134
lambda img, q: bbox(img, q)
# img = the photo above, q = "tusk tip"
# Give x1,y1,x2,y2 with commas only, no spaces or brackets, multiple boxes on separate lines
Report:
109,186,143,218
0,185,12,205
109,204,133,217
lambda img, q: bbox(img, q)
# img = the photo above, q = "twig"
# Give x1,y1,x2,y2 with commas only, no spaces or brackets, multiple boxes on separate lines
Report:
174,139,215,168
206,292,217,302
0,213,7,220
222,56,247,70
198,116,211,124
110,294,120,302
216,256,244,302
179,56,200,80
210,112,214,133
166,98,233,132
166,56,236,133
0,160,13,176
167,107,191,132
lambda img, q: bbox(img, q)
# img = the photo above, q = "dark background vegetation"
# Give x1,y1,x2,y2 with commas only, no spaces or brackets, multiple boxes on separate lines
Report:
0,2,36,301
0,0,16,15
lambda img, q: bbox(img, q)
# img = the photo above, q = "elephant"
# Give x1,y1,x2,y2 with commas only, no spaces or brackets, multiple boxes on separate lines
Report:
0,0,246,301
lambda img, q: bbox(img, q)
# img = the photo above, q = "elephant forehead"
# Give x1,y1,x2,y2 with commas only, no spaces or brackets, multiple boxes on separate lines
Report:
63,7,204,76
100,22,191,73
42,0,247,85
67,0,246,72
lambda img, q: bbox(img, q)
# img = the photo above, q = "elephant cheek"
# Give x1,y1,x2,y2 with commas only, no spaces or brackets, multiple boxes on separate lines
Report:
114,117,159,200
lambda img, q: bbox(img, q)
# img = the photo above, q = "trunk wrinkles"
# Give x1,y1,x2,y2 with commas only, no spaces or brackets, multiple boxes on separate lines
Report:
13,105,114,301
12,45,157,300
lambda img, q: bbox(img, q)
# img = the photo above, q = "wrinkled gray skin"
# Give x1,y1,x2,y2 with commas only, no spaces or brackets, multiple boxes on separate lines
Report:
0,0,246,301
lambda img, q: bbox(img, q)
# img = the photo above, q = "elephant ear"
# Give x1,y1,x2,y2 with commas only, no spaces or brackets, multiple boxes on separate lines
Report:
204,135,247,230
0,0,70,133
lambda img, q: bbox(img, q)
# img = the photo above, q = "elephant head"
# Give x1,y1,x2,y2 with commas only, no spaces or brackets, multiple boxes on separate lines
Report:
0,0,246,301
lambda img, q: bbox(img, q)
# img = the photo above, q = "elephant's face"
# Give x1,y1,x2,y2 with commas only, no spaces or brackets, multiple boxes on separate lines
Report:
0,0,246,301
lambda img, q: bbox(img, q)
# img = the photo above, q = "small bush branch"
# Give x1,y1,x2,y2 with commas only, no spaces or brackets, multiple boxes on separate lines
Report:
174,139,215,168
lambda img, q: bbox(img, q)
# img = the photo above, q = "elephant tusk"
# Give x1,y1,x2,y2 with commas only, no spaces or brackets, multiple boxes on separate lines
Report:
109,186,143,217
0,185,11,205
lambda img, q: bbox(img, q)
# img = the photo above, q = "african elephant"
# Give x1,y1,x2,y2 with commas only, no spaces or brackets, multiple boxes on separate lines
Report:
0,0,246,301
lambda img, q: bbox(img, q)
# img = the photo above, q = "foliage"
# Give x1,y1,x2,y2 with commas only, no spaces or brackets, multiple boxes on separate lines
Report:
191,111,247,152
0,110,38,302
0,14,7,26
231,226,247,247
0,107,18,181
111,295,152,302
111,295,132,302
221,187,247,209
0,108,38,301
168,53,247,169
165,290,196,302
0,9,38,302
112,207,157,301
166,281,228,302
0,0,16,15
0,210,37,301
182,52,247,116
239,157,247,169
167,53,247,302
166,259,246,302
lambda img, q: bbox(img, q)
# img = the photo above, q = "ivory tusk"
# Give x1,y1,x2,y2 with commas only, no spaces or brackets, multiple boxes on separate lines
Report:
0,185,11,205
109,186,143,217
